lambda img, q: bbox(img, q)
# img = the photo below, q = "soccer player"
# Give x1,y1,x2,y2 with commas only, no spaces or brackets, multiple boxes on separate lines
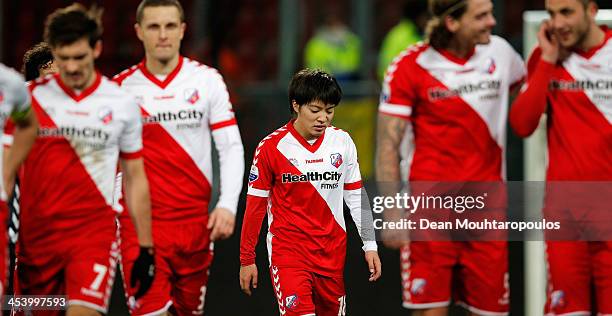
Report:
112,0,245,314
16,4,154,315
240,69,381,316
0,63,38,296
376,0,525,314
509,0,611,314
22,42,57,81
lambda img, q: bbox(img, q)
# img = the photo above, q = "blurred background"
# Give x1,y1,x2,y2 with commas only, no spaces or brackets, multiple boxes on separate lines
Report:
1,0,609,315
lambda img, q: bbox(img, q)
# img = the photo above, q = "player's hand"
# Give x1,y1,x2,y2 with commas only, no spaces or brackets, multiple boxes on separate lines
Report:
365,251,382,281
131,246,155,299
239,264,258,296
538,20,560,64
208,207,235,241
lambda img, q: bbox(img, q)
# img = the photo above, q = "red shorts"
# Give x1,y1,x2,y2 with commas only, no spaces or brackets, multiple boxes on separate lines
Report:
401,241,509,314
269,265,346,316
16,216,117,314
119,216,213,316
545,241,612,315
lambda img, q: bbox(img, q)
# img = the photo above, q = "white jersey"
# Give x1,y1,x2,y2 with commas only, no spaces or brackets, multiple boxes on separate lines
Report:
114,56,244,222
0,63,31,199
20,72,142,230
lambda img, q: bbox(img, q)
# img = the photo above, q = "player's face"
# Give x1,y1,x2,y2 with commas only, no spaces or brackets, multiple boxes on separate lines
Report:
453,0,497,46
136,6,185,63
39,61,58,78
546,0,595,49
293,100,336,140
52,38,101,90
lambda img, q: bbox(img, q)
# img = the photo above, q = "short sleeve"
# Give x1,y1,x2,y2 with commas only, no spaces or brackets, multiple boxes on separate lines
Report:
246,142,274,198
344,135,363,190
119,96,143,159
206,71,237,131
378,55,417,120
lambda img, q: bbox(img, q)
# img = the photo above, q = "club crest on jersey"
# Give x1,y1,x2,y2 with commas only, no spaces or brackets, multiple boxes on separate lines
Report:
249,165,259,182
481,57,496,74
289,158,299,166
98,107,113,124
184,88,200,104
0,92,4,103
285,294,299,310
410,278,426,295
330,153,343,168
550,290,565,308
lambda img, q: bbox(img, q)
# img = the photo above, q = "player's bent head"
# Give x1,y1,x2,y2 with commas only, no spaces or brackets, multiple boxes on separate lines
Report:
288,69,342,117
425,0,496,50
44,3,103,49
22,42,55,81
136,0,185,24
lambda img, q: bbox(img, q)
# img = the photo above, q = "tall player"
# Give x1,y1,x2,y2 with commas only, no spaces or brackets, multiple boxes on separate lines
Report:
16,4,154,315
376,0,525,315
112,0,245,314
240,69,381,316
510,0,611,314
0,63,38,296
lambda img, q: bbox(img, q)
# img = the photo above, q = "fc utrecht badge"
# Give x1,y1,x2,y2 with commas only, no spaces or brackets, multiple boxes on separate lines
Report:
330,153,343,168
482,57,496,74
184,88,200,104
285,294,299,310
0,92,4,103
98,107,113,124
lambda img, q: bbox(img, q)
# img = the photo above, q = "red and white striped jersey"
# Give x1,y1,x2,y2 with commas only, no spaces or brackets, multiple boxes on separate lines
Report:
0,63,30,199
380,36,525,181
19,72,142,246
511,27,612,180
113,57,244,222
240,121,377,277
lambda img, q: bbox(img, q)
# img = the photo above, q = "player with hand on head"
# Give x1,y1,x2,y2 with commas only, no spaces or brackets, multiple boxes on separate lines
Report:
376,0,525,314
510,0,612,314
240,69,381,316
16,4,154,315
112,0,245,314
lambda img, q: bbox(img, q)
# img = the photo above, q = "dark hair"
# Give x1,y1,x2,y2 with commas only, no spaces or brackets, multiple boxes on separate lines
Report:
44,3,103,48
22,42,54,81
403,0,429,21
136,0,185,24
288,69,342,116
425,0,468,50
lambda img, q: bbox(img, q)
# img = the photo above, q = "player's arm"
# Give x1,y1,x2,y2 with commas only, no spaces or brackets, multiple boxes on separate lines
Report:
509,21,558,138
3,78,37,199
239,145,272,296
343,137,381,281
207,72,245,241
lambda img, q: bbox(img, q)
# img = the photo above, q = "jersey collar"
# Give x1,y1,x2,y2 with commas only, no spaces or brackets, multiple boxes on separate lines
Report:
287,119,326,153
575,25,612,60
139,56,184,89
55,71,102,102
437,47,475,65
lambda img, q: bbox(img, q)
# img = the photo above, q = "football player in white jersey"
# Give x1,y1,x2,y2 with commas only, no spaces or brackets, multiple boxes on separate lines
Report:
15,4,154,316
376,0,525,315
113,0,244,314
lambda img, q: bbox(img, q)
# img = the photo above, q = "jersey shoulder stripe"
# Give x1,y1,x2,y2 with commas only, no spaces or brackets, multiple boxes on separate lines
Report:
112,64,140,86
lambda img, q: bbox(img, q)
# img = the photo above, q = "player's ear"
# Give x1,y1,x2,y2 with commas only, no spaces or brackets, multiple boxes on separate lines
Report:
445,15,460,33
586,1,598,20
135,23,144,41
292,100,300,115
93,40,103,59
179,22,186,40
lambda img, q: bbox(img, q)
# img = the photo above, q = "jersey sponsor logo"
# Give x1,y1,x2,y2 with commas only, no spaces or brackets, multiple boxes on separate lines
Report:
98,107,113,124
330,153,343,168
184,88,200,104
306,158,323,164
410,278,426,295
428,80,501,101
549,79,612,91
39,126,110,141
249,165,259,182
285,294,299,310
550,290,565,308
142,109,204,124
281,171,341,183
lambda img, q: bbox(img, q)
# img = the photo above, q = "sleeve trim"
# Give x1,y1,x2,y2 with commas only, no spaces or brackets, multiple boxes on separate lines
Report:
210,118,237,131
247,187,270,198
344,181,363,190
379,103,412,117
120,150,143,160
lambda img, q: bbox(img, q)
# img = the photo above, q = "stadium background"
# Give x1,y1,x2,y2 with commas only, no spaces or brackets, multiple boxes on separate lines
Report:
0,0,608,315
